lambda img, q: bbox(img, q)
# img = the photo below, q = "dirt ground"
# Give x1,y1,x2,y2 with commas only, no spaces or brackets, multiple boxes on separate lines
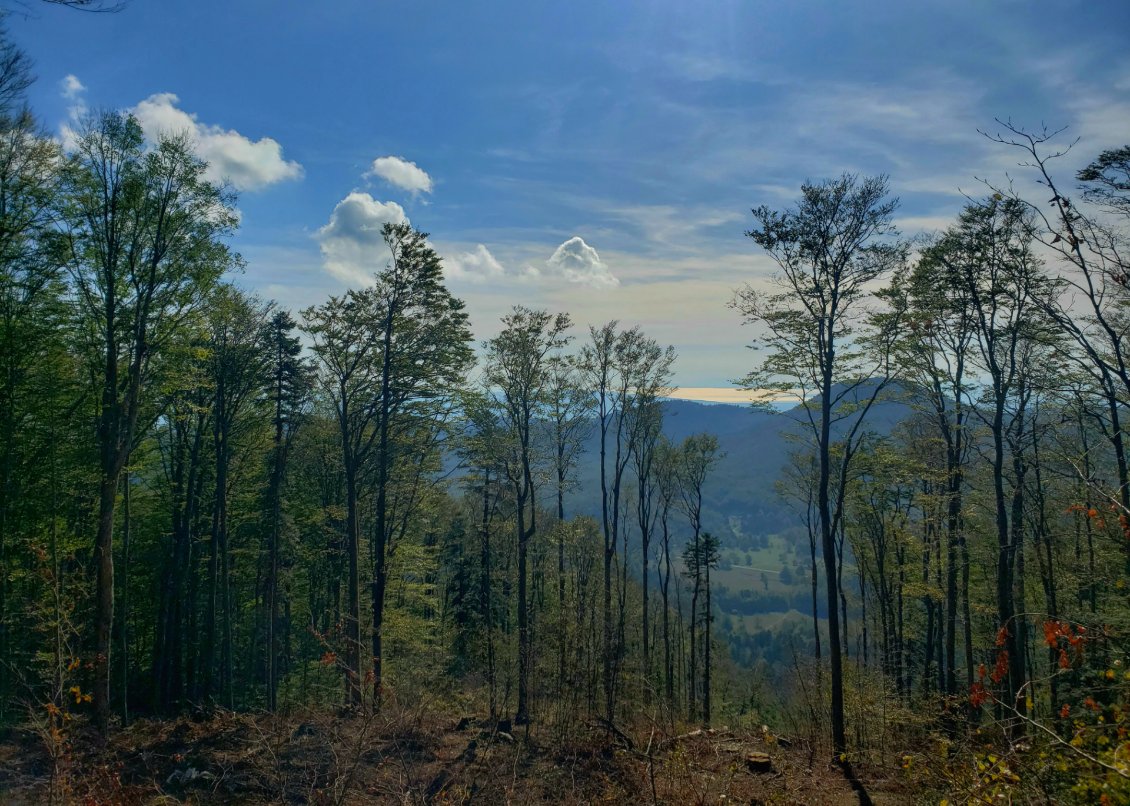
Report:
0,709,905,804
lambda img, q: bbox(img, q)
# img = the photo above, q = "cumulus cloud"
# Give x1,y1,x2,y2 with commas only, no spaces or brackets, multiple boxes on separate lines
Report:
316,192,408,285
365,156,433,194
544,236,619,288
130,93,303,191
444,244,541,284
445,244,504,282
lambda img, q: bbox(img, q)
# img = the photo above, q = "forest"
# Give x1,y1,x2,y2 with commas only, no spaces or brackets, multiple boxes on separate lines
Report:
2,10,1130,806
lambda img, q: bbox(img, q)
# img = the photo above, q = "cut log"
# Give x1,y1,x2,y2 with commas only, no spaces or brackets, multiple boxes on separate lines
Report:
745,752,774,773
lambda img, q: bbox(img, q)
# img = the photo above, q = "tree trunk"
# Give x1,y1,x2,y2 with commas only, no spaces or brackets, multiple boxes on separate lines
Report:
344,463,361,706
93,470,118,733
120,466,130,726
703,558,712,726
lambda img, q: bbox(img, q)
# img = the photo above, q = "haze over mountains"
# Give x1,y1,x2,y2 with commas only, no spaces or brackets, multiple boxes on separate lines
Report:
561,389,915,548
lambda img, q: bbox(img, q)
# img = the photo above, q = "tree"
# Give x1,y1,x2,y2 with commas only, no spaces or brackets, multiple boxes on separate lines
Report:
0,21,32,118
985,125,1130,538
919,197,1052,730
64,112,236,731
885,237,979,695
151,334,210,712
202,286,271,707
366,223,473,707
545,351,592,690
302,287,383,706
681,529,720,724
0,97,63,716
262,310,311,711
677,433,721,724
482,306,571,725
630,393,662,696
580,322,675,724
733,174,903,757
654,438,682,712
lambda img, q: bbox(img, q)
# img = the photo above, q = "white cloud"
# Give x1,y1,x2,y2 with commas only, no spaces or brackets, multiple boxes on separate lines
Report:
444,243,541,284
445,244,504,282
365,155,434,194
130,93,303,191
545,236,619,288
59,74,88,150
60,74,85,100
316,192,408,285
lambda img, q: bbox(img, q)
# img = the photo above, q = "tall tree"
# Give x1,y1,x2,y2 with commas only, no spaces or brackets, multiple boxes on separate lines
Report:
151,336,210,712
885,245,978,695
920,197,1050,729
367,223,473,706
482,306,571,725
302,288,382,706
630,395,662,695
677,433,721,724
581,322,675,724
262,310,311,711
64,112,235,731
987,126,1130,534
545,351,591,690
681,529,720,725
654,438,682,713
202,285,271,706
0,102,64,716
733,174,903,757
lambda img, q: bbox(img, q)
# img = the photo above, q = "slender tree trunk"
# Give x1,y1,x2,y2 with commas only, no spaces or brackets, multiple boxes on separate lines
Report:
688,573,698,724
515,487,532,724
944,446,962,696
703,559,712,726
819,360,846,756
480,476,496,718
94,470,118,732
120,466,130,726
557,469,567,693
344,462,361,706
661,516,673,710
266,373,286,711
991,401,1023,728
810,522,821,662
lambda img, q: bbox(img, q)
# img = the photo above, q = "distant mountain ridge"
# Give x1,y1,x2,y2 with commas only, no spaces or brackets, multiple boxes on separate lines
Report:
562,385,915,545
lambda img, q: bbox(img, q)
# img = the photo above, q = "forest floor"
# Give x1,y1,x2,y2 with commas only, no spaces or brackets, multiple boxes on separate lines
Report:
0,707,909,804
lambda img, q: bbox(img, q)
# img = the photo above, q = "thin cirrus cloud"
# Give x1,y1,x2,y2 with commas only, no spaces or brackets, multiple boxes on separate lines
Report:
365,156,434,194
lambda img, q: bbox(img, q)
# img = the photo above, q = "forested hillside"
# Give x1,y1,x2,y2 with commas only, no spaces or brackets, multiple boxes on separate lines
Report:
2,5,1130,805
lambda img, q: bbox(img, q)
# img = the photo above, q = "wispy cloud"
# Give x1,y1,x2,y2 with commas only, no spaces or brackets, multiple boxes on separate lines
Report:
60,74,85,100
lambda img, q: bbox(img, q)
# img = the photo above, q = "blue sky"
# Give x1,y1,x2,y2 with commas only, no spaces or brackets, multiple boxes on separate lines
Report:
15,0,1130,396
